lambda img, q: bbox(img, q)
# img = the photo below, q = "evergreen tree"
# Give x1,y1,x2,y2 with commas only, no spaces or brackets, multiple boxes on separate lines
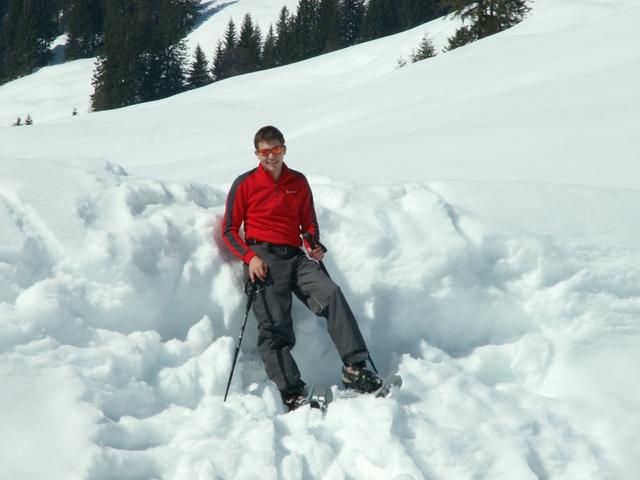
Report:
173,0,200,35
140,40,187,102
444,25,474,51
361,0,401,41
224,18,238,52
441,0,531,49
52,0,66,35
397,0,445,31
12,116,22,126
24,114,34,125
237,13,263,74
211,41,224,80
0,0,58,84
0,2,14,82
316,0,340,54
292,0,319,61
139,0,189,101
91,0,192,110
65,0,104,60
261,25,278,69
410,33,437,62
397,0,419,29
338,0,365,47
91,0,142,110
274,7,294,66
215,18,239,80
187,44,211,88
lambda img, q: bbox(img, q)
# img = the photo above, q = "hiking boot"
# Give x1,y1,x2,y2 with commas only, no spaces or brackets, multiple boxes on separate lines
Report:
341,364,383,393
281,387,308,412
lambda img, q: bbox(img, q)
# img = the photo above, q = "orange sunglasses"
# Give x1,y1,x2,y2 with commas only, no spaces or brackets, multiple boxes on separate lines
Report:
256,145,285,157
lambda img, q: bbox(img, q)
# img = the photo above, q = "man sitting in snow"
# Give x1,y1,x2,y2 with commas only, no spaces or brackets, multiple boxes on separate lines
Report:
221,125,382,411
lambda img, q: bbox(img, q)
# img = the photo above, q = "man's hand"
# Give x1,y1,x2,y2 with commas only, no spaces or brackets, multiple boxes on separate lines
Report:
248,256,268,282
308,246,325,262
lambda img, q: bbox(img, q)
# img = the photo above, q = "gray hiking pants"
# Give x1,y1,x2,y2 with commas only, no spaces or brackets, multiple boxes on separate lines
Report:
244,242,369,393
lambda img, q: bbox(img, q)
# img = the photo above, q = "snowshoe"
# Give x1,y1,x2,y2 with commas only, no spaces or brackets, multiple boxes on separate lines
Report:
341,365,384,393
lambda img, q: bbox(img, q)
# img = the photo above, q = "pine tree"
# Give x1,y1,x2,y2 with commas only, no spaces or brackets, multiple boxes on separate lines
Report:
140,41,187,102
187,44,211,88
397,0,445,31
139,0,191,101
410,33,437,62
361,0,401,41
91,1,142,110
0,0,7,19
91,0,192,110
0,3,13,82
444,25,475,51
237,13,262,74
65,0,104,60
316,0,340,54
12,116,22,126
173,0,200,35
441,0,531,49
211,41,224,80
338,0,365,47
274,7,294,66
0,0,58,84
215,18,239,80
261,25,278,69
24,114,34,125
292,0,319,61
52,0,65,34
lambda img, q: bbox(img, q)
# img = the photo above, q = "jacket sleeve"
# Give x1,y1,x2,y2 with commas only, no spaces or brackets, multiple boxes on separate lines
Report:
221,176,256,264
300,177,320,250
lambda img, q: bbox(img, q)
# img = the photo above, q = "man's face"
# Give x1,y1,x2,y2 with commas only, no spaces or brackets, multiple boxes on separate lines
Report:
256,139,286,178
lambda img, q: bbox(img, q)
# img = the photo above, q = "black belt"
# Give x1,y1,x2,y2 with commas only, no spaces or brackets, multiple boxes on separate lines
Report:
246,239,300,259
246,239,294,247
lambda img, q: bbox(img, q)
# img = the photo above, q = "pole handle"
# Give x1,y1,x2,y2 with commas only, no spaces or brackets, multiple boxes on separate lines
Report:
302,232,327,253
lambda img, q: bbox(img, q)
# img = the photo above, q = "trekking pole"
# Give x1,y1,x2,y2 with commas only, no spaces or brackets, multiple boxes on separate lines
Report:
224,281,258,402
301,232,380,375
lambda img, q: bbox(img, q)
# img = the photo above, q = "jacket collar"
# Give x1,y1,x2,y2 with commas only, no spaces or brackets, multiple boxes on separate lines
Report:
257,162,288,183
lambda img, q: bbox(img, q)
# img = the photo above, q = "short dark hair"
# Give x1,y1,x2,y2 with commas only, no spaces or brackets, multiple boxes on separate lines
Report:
254,125,285,149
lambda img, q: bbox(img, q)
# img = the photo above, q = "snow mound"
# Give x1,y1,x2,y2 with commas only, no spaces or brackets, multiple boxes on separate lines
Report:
2,157,638,478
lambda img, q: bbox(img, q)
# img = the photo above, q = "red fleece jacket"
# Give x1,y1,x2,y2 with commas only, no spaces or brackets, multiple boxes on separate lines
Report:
221,163,319,263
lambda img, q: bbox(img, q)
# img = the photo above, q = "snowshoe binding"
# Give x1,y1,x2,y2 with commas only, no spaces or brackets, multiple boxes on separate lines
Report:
341,364,384,394
282,385,332,413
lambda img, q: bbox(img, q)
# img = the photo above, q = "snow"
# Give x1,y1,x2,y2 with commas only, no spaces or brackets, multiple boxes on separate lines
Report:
1,0,640,479
0,58,94,124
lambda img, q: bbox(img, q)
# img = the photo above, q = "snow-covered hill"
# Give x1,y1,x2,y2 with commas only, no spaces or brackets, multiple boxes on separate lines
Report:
1,1,640,479
0,0,456,127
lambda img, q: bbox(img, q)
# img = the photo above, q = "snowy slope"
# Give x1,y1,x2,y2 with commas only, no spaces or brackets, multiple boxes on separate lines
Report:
0,0,453,126
0,0,302,125
1,0,640,479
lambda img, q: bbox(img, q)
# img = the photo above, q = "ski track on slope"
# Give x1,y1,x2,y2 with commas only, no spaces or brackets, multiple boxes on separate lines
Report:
1,159,637,478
